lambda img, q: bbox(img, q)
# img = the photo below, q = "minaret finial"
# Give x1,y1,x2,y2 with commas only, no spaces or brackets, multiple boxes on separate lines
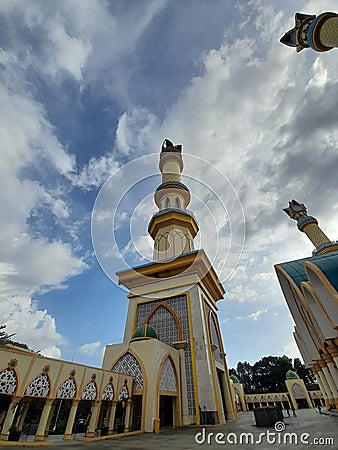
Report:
148,140,199,261
283,200,337,255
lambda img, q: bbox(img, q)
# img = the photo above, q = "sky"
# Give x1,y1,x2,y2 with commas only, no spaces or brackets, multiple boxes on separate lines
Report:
0,0,337,370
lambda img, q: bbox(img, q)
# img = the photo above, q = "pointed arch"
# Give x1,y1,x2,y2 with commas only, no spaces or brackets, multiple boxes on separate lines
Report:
25,373,50,398
102,381,114,401
145,301,182,342
81,374,97,400
0,362,18,395
159,355,178,393
112,351,144,390
56,377,77,399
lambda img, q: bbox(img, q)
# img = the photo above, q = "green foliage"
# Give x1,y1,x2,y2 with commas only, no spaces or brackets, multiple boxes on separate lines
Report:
0,324,15,347
0,324,35,352
231,355,317,393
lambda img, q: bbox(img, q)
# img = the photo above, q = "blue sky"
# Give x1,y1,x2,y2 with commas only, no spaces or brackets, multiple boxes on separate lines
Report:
1,0,337,369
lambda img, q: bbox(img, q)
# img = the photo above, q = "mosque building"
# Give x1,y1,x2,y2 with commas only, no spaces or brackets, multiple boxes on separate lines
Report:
0,140,236,441
275,200,338,409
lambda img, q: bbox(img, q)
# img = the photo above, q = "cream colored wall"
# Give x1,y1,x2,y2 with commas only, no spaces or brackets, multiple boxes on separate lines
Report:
102,339,180,433
0,345,133,402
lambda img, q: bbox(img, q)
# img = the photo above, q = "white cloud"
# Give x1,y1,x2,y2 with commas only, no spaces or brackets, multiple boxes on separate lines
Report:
236,309,268,321
78,341,102,356
281,340,302,361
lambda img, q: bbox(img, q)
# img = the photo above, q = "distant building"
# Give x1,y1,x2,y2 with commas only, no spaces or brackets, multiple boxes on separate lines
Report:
275,200,338,409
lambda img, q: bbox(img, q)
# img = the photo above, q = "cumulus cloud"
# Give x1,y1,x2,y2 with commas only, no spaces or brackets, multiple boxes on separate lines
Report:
78,341,102,356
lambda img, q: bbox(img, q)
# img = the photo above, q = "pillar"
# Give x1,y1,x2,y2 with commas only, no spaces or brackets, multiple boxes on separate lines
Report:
86,401,101,438
124,400,132,432
327,344,338,371
316,365,334,408
220,353,236,421
173,341,189,425
320,360,338,408
108,402,117,435
16,398,31,432
323,354,338,391
0,396,21,441
34,399,54,441
63,399,79,440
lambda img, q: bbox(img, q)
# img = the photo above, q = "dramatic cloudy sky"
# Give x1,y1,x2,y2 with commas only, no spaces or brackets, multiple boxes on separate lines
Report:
1,0,337,369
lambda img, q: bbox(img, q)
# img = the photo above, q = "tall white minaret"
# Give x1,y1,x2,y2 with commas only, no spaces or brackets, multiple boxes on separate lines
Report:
148,139,199,261
283,199,338,255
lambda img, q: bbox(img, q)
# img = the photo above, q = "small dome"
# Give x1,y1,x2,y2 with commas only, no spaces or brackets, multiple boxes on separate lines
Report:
286,370,299,379
131,324,158,341
230,374,240,383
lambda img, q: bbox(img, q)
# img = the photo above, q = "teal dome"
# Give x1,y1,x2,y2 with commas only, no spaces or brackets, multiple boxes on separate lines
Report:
286,370,299,380
131,324,158,341
230,374,240,383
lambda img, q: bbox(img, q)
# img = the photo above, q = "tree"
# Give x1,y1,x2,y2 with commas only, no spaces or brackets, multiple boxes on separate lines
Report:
252,355,292,393
236,361,254,393
0,324,14,347
293,358,318,389
0,324,34,351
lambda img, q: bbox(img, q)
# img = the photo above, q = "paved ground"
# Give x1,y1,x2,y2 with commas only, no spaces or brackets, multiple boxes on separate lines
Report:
1,409,337,449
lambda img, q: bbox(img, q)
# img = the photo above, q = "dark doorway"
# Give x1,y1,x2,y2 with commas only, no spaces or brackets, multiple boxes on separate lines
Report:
73,400,92,435
159,395,173,427
216,369,227,419
131,395,142,431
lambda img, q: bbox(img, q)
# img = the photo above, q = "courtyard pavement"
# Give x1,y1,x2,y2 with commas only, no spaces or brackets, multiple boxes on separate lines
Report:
0,408,337,449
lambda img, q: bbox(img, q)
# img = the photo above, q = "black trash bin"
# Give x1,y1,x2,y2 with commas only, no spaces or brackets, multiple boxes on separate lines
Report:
117,424,125,434
100,426,109,436
253,406,283,427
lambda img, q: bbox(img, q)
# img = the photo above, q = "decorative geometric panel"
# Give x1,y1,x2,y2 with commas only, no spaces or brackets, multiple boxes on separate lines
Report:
136,294,196,416
81,381,97,400
210,313,223,364
102,383,114,401
112,353,143,390
160,358,177,392
292,383,305,398
25,374,50,397
56,378,76,399
0,368,17,395
118,385,129,401
147,305,179,345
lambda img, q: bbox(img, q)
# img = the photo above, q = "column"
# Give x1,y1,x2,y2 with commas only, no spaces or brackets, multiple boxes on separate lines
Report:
0,396,21,441
86,401,101,438
173,341,189,426
312,364,327,402
221,353,236,421
124,400,132,432
34,399,54,441
108,402,117,435
327,344,338,373
63,399,79,440
16,398,31,432
320,361,338,409
323,354,338,391
317,365,333,408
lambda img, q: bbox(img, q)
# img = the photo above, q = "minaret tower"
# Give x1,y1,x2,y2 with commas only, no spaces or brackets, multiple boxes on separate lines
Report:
283,199,338,255
108,139,236,432
148,139,199,261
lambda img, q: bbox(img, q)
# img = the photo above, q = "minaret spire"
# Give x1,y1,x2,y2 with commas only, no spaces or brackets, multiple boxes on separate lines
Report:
148,140,199,261
283,199,338,255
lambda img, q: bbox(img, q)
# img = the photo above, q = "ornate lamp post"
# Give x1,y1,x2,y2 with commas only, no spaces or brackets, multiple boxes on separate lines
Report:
280,12,338,52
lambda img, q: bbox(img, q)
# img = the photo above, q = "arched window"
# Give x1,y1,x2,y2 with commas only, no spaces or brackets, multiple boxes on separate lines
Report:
112,352,143,390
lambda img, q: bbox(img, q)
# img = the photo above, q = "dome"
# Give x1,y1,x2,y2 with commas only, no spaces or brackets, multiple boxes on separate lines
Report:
230,374,240,383
131,324,158,341
286,370,299,379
